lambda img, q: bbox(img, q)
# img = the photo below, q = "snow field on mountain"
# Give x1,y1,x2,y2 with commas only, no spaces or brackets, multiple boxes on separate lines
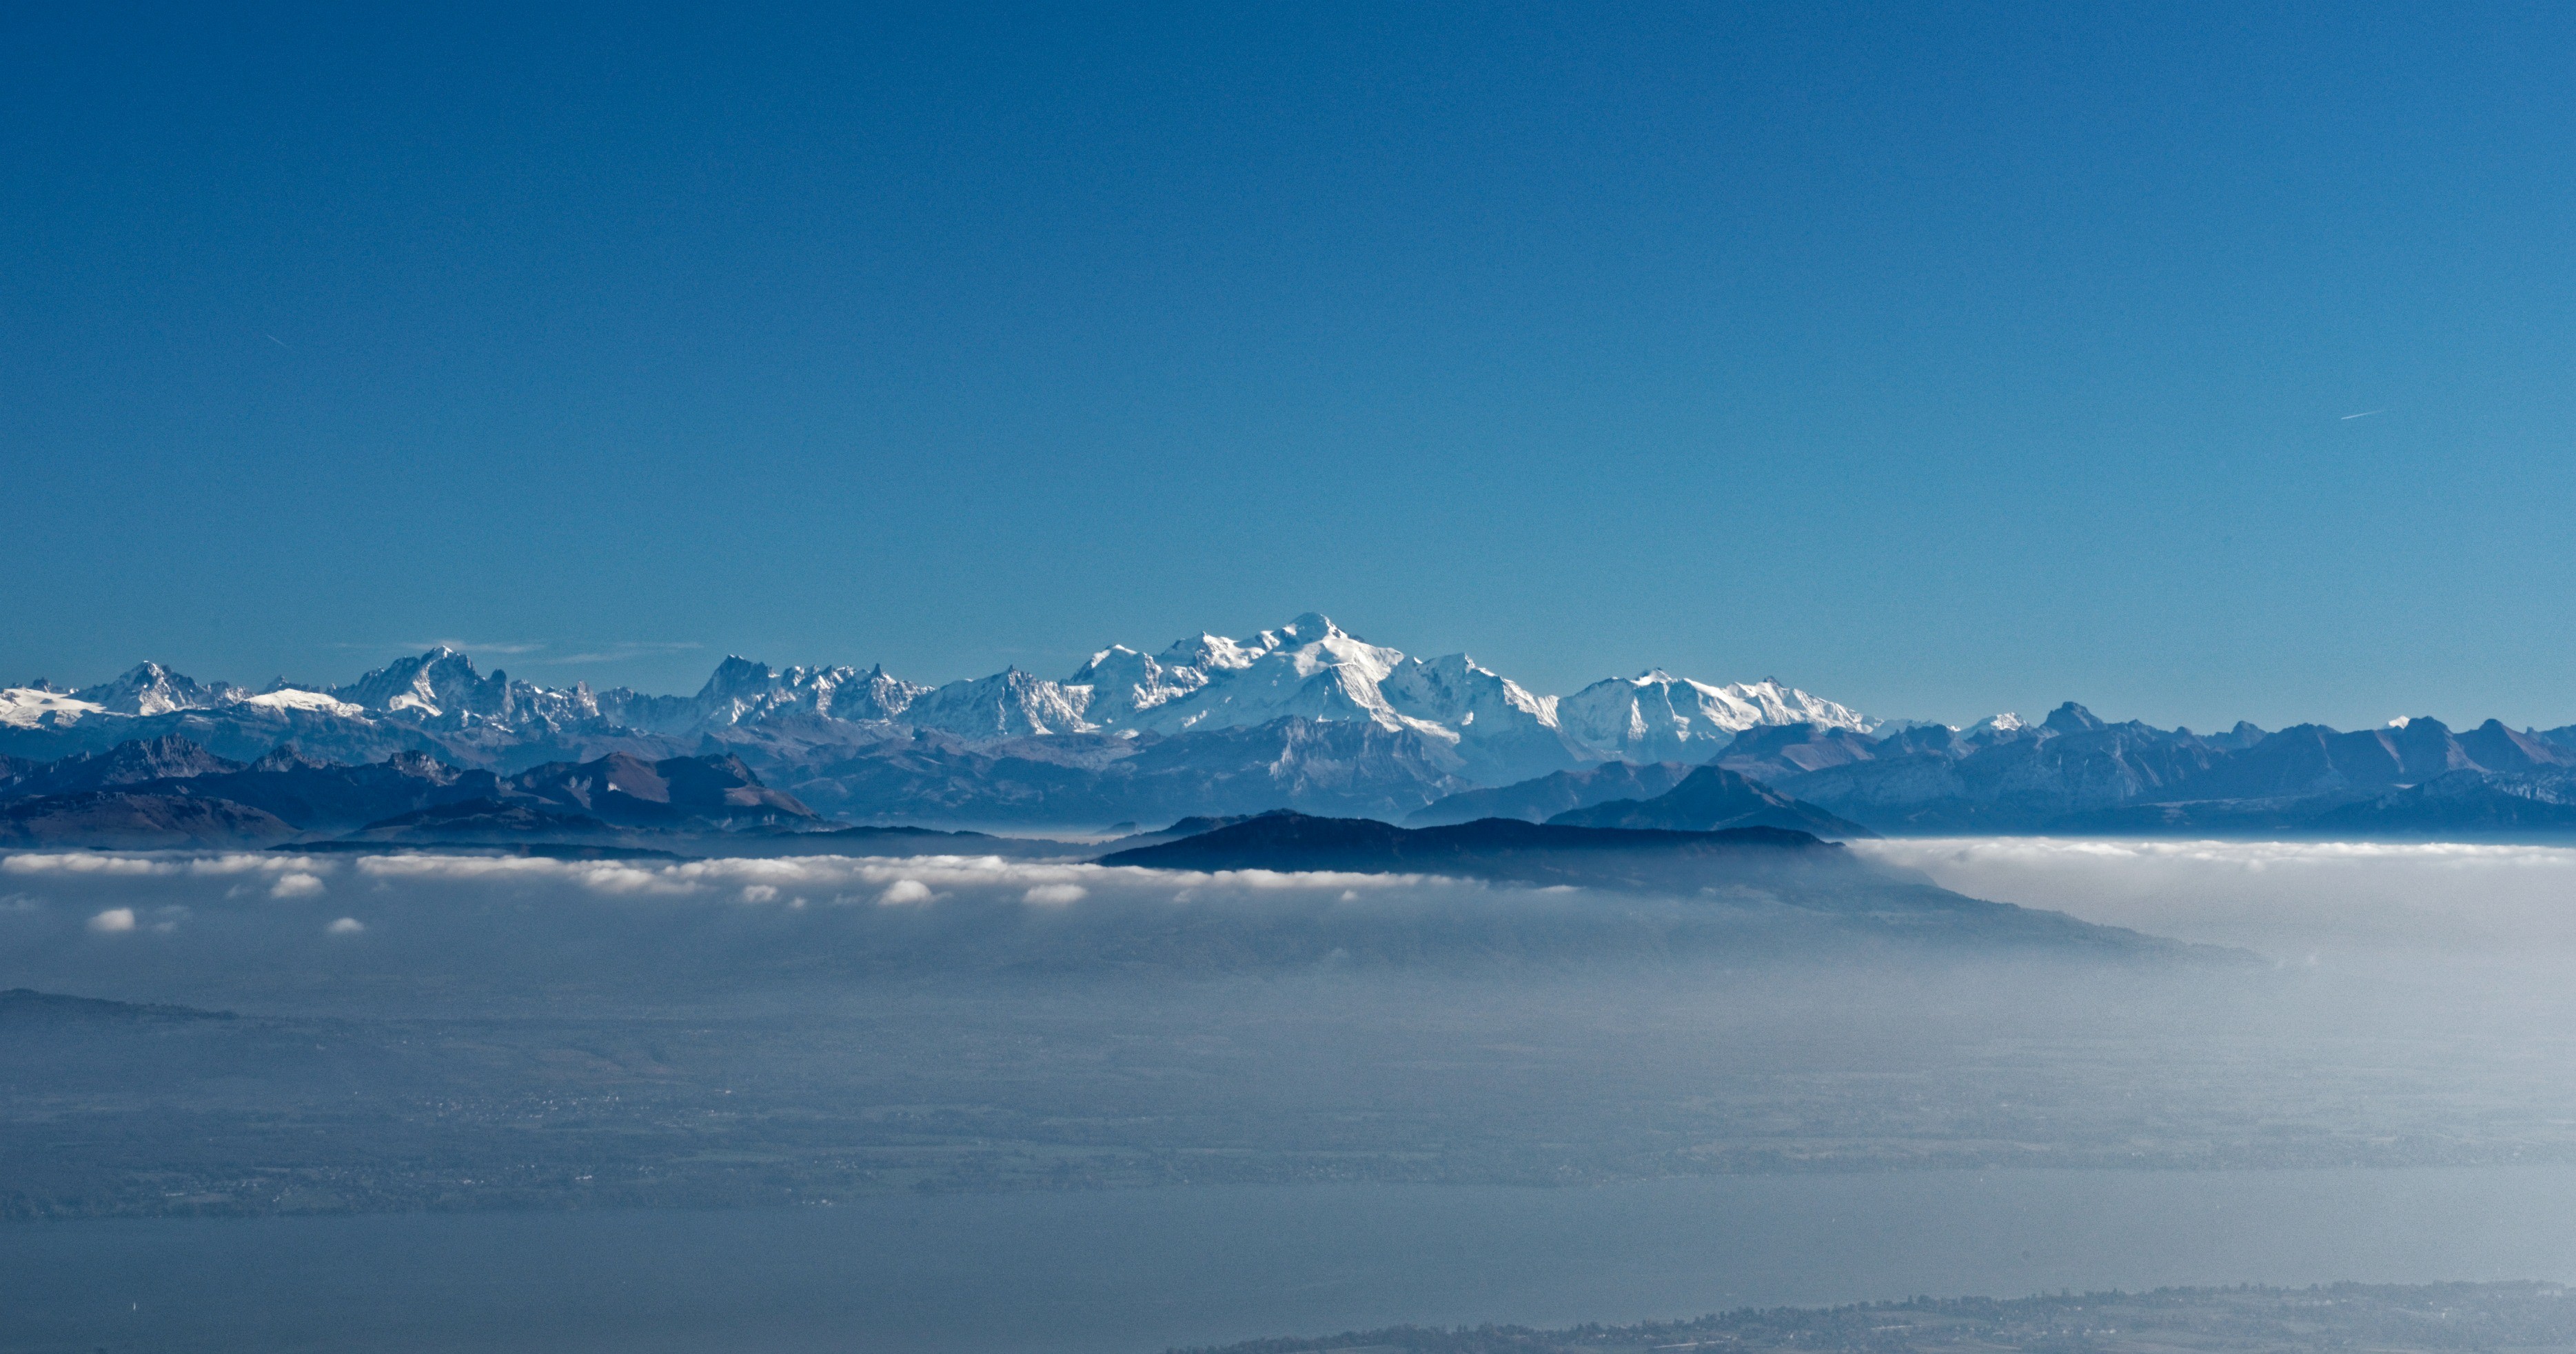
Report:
16,613,1878,789
0,689,108,727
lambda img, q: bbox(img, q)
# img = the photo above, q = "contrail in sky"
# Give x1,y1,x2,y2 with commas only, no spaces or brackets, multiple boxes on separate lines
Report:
2340,410,2386,420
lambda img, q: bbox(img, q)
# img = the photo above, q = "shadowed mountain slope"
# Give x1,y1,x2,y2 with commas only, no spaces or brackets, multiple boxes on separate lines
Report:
503,751,814,827
1547,765,1875,839
0,792,296,849
1714,722,1885,780
4,734,243,798
1097,814,2200,953
1098,811,1836,885
1407,762,1696,826
338,800,633,846
2308,769,2576,836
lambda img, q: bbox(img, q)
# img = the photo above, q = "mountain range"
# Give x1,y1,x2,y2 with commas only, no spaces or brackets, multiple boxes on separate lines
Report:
7,614,2576,840
0,615,1867,824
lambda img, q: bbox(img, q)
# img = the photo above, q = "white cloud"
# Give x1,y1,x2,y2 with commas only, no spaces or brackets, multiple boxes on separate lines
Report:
7,854,175,877
355,853,570,880
575,866,679,896
326,917,365,935
190,854,334,878
530,641,704,665
0,847,1811,982
326,850,1439,900
399,638,547,655
87,907,136,933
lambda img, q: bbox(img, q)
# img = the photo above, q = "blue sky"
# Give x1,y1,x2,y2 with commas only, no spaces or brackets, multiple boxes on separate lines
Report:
5,3,2570,731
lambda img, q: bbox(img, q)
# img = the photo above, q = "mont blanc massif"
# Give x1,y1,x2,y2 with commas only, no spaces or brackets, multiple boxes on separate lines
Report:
6,612,2576,849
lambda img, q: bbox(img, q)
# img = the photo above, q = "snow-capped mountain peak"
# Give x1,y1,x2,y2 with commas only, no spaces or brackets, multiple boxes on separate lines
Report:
237,688,364,717
23,616,1877,790
1067,645,1210,726
75,661,237,716
331,647,497,719
1119,614,1431,740
679,656,924,728
1554,669,1871,765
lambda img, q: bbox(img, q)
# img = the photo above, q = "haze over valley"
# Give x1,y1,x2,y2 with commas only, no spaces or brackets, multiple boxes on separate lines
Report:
9,3,2570,1348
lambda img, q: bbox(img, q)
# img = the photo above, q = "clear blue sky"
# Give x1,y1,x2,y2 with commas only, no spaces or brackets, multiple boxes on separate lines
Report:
5,3,2570,731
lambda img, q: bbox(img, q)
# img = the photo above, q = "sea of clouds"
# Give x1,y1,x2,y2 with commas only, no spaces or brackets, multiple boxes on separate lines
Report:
1861,838,2576,958
8,838,2574,1021
14,841,2576,1184
0,849,1910,1012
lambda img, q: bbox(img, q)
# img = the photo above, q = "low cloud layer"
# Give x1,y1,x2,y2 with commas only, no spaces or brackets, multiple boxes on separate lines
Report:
1860,838,2576,957
0,850,1885,1012
13,840,2572,1020
14,845,2576,1196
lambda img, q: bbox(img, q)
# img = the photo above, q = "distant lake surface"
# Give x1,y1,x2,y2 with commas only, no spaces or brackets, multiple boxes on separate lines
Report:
12,1167,2576,1354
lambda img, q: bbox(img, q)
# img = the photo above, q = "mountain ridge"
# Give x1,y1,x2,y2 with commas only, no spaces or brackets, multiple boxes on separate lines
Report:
1094,812,2211,956
1545,765,1877,839
10,626,2576,838
4,614,1872,791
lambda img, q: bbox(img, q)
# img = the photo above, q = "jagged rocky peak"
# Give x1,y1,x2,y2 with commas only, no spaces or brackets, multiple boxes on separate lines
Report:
2456,720,2576,773
904,666,1097,738
325,647,604,728
2044,701,2108,734
2203,720,2269,751
1146,613,1352,676
74,661,236,716
28,734,243,790
1067,645,1212,726
687,656,922,727
1377,656,1568,780
1272,612,1342,645
248,742,329,773
1554,667,1872,765
332,646,503,718
1960,712,2032,745
1111,614,1440,742
1155,630,1273,672
698,655,780,700
690,654,800,723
